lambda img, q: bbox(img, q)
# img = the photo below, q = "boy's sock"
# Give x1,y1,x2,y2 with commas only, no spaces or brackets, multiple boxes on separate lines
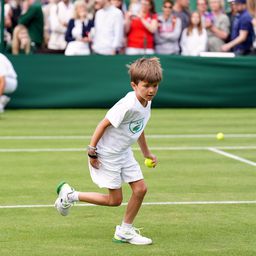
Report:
67,191,80,202
121,221,133,230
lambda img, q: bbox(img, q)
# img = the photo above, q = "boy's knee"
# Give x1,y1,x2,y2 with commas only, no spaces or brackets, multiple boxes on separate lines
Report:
134,184,147,198
109,198,122,206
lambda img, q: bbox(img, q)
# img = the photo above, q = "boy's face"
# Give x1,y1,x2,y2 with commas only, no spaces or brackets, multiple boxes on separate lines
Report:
131,80,159,106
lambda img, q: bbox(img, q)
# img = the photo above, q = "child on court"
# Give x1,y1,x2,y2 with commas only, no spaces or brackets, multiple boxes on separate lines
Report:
55,57,163,245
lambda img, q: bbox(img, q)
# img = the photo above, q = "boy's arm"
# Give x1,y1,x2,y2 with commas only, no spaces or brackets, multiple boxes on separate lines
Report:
88,118,111,169
137,131,157,167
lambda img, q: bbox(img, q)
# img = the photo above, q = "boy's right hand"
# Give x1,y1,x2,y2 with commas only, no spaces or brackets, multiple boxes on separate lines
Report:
89,158,101,169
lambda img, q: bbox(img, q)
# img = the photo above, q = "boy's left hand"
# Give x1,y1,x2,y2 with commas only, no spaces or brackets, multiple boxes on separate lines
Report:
145,154,158,168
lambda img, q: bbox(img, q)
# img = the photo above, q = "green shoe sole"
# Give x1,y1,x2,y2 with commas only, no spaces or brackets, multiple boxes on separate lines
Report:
56,181,66,195
112,237,127,244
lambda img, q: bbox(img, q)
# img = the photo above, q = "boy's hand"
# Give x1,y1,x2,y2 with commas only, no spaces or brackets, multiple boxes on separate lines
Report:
145,154,158,168
89,157,101,169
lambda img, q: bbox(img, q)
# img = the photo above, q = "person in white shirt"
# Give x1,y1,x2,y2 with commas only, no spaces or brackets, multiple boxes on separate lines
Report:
0,54,18,113
92,0,124,55
47,0,74,51
180,11,207,56
54,57,163,245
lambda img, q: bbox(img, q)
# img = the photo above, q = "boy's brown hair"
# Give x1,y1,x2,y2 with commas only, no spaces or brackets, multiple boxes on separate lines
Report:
128,57,163,84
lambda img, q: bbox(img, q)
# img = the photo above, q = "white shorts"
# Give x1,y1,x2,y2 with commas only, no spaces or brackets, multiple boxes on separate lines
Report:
4,77,17,94
125,47,155,55
88,150,144,189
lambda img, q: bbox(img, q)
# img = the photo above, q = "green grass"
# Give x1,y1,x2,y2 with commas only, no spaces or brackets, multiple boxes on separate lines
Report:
0,108,256,256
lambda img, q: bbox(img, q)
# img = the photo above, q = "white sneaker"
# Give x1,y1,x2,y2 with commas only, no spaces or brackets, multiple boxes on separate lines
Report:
0,95,10,107
0,103,3,113
113,225,152,245
54,182,75,216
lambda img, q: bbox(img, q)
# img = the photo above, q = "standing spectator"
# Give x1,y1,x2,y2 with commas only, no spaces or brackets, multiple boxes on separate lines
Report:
227,0,238,30
47,0,74,52
197,0,211,27
173,0,190,32
180,11,207,55
128,0,141,15
125,0,158,55
12,0,44,53
155,0,182,54
65,0,94,55
206,0,230,52
92,0,124,55
0,53,17,113
222,0,254,55
247,0,256,53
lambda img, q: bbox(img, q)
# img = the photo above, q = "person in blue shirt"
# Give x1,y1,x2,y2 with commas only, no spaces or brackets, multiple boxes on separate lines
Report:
221,0,254,55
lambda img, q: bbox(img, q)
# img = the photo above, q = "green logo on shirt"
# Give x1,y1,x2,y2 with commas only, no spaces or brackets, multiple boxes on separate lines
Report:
129,119,144,134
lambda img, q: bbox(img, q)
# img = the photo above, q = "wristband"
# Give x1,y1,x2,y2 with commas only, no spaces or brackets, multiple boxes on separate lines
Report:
88,145,97,151
88,153,98,159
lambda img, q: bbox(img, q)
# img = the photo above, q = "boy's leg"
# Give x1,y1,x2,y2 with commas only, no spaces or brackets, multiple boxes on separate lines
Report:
113,179,152,245
123,179,147,224
78,188,123,206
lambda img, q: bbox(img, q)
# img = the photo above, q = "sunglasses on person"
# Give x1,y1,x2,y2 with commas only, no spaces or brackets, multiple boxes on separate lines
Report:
163,5,172,9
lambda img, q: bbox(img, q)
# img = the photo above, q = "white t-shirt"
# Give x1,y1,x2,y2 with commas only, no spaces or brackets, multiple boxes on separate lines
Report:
97,91,151,155
0,54,17,79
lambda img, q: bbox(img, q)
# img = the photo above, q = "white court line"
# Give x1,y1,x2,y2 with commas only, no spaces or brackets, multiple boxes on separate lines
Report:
209,147,256,167
0,134,256,140
1,201,256,209
0,146,256,153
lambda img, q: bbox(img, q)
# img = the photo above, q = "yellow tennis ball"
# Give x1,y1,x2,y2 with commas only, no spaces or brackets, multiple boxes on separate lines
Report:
144,158,155,168
216,132,224,140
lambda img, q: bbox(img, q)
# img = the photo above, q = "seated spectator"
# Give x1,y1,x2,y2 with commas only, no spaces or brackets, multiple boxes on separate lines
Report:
12,0,44,54
125,0,158,55
247,0,256,53
206,0,230,52
173,0,190,32
155,0,182,54
197,0,211,27
65,0,94,56
180,11,207,55
92,0,124,55
0,53,18,113
47,0,74,52
12,24,31,54
222,0,254,55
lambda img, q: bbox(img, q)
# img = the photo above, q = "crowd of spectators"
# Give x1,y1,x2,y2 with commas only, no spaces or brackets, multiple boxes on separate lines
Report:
2,0,256,56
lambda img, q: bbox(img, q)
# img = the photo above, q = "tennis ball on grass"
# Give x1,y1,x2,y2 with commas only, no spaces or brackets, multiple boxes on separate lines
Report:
216,132,224,140
144,158,155,168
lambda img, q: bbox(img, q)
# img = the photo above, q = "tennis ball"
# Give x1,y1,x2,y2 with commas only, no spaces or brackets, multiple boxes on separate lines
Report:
144,158,155,168
216,132,224,140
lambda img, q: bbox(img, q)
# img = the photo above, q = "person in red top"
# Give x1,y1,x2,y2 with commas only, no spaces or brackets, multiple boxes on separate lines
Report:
125,0,158,55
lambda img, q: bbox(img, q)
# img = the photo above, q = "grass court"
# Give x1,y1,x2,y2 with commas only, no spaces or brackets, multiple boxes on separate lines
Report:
1,108,256,256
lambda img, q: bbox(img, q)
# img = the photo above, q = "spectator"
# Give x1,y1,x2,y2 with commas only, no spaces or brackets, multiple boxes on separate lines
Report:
128,0,141,15
247,0,256,53
0,53,18,113
12,24,31,54
173,0,190,32
206,0,230,52
155,0,182,54
227,0,238,30
197,0,211,27
12,0,44,54
92,0,124,55
180,11,207,55
47,0,74,52
111,0,127,13
125,0,158,55
65,0,94,55
222,0,254,55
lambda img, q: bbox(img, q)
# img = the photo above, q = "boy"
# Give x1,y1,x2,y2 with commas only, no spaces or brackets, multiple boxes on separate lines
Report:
0,53,18,113
55,57,163,245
